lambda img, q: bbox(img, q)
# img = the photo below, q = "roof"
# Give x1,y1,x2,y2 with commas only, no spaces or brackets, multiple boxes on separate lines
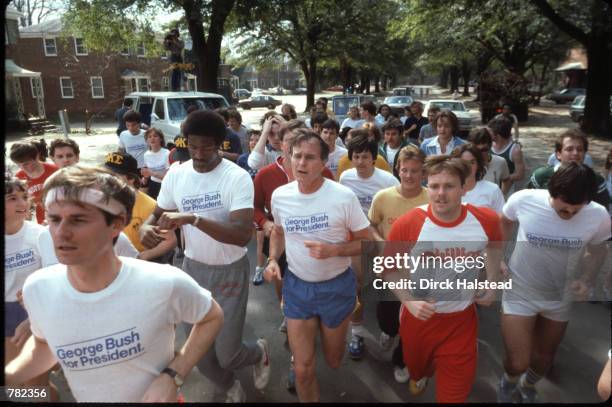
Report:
19,18,63,37
5,59,40,78
555,61,586,71
6,5,24,20
121,69,149,78
126,91,226,98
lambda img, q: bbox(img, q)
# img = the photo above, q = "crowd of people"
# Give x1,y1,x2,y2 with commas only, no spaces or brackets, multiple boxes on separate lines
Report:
4,95,612,403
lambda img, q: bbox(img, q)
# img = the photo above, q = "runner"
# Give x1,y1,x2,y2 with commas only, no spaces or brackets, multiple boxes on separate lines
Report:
339,130,399,360
385,155,503,402
141,128,170,200
488,116,525,195
451,143,505,213
4,177,57,400
379,118,411,178
140,110,271,402
4,166,224,402
265,129,371,402
497,162,610,402
248,113,285,171
468,128,510,189
48,138,80,168
10,139,58,224
118,110,148,170
420,110,465,156
320,119,347,178
336,127,392,180
369,145,429,383
528,129,609,209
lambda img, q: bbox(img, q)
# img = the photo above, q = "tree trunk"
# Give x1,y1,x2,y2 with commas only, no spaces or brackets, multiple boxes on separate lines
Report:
582,39,612,138
360,75,366,94
340,57,351,94
461,59,471,96
365,77,371,94
374,76,380,93
449,65,459,93
303,57,317,110
439,67,449,88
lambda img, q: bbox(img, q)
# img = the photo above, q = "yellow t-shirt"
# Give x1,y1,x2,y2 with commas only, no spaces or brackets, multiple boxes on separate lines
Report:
124,190,156,252
368,186,429,239
336,154,391,181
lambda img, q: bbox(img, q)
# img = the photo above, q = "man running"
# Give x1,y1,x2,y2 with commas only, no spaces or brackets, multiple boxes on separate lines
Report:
385,155,503,402
339,130,399,360
497,162,610,402
488,116,525,195
265,130,371,402
369,145,429,383
5,165,224,402
140,110,271,402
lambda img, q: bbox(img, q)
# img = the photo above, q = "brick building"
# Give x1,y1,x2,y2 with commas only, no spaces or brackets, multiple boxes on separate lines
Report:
6,17,178,121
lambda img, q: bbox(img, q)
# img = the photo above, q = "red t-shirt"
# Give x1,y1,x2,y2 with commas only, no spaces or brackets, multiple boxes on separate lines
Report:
253,156,335,229
16,162,59,224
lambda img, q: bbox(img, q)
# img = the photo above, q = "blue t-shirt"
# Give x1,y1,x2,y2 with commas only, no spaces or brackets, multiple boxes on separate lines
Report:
221,129,243,155
237,152,257,178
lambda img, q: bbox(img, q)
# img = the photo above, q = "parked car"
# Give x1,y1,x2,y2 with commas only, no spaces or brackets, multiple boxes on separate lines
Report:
238,95,282,110
548,88,586,104
569,95,612,124
331,94,377,125
124,91,229,138
383,95,414,116
423,99,477,136
233,89,251,100
294,87,307,94
392,86,415,96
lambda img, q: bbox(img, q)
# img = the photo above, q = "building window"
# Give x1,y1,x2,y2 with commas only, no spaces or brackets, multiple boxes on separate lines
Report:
187,77,197,91
30,77,44,99
43,37,57,56
60,77,74,99
137,42,145,57
161,76,169,91
90,77,104,98
74,38,88,55
137,77,150,92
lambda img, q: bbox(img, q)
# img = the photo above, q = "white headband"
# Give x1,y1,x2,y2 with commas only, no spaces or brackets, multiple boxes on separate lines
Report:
44,187,126,216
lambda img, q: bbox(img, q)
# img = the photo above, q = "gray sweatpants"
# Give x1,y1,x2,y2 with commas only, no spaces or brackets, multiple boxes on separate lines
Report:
182,255,262,394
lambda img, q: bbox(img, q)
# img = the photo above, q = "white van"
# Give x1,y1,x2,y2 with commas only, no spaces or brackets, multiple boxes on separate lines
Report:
124,91,230,139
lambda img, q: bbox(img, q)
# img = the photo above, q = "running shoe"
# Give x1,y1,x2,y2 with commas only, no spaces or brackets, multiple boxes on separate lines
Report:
497,376,518,403
278,316,287,334
348,335,364,360
408,377,428,396
287,355,296,393
393,366,410,384
253,338,271,390
379,332,392,351
225,380,246,403
517,379,538,403
252,266,265,286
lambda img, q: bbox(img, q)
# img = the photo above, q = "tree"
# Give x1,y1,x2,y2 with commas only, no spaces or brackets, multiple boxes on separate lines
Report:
10,0,63,26
530,0,612,138
236,0,393,109
63,0,237,93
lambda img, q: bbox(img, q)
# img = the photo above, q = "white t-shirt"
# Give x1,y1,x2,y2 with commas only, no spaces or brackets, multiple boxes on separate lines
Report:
385,146,401,168
271,179,370,282
503,189,611,296
339,168,399,215
157,159,253,265
39,229,138,267
463,180,505,214
23,257,212,402
340,117,365,130
143,148,170,183
483,154,510,186
119,129,147,168
326,146,347,178
5,221,46,301
247,148,282,171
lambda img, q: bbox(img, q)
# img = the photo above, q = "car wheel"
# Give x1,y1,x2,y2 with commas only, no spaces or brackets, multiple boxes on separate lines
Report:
268,104,275,110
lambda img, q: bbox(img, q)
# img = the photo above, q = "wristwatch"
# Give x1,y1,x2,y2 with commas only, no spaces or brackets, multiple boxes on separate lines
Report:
191,213,201,226
161,367,184,388
265,258,277,268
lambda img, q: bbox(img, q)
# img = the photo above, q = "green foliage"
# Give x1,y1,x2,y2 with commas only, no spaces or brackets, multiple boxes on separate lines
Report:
63,0,163,57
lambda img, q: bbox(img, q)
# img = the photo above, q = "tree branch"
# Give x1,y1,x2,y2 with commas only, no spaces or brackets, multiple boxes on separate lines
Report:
530,0,588,45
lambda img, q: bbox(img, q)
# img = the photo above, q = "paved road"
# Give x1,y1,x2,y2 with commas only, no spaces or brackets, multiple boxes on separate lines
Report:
6,101,611,403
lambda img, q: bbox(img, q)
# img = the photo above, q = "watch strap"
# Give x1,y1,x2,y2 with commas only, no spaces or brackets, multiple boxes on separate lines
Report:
161,367,183,387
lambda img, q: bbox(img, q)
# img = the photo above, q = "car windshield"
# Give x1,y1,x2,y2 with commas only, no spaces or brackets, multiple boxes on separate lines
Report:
384,96,413,105
167,97,228,121
333,97,360,115
573,96,585,106
430,101,465,111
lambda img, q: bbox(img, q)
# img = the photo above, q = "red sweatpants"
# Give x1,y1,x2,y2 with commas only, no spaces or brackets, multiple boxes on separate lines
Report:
400,304,478,402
